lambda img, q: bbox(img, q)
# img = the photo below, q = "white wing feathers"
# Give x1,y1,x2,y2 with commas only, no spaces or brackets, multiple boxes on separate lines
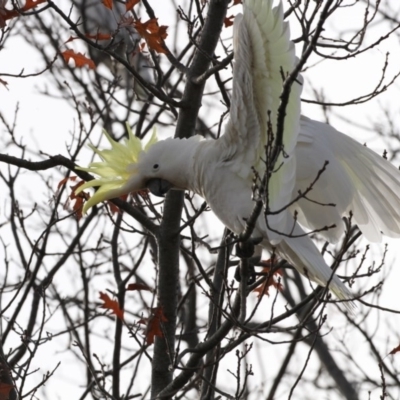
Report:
223,13,261,181
295,116,400,243
222,0,302,241
276,225,353,302
221,0,352,304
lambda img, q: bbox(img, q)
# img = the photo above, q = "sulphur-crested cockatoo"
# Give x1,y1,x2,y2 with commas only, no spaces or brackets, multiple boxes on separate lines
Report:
72,0,154,93
77,0,400,305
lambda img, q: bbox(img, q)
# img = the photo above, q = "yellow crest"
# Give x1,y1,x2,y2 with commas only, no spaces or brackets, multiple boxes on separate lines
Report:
76,123,158,214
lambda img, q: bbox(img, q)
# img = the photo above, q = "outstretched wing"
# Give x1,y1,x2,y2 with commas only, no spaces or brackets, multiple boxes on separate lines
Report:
294,116,400,243
221,0,302,240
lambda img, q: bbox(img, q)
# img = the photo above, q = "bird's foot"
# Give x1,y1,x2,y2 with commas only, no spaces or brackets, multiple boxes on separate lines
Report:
235,237,262,259
234,262,256,285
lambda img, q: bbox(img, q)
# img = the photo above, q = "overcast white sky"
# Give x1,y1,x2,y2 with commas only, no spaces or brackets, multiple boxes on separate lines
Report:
2,0,400,398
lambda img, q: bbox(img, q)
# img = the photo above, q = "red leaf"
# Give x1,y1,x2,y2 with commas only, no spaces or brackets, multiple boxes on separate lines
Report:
107,201,120,215
102,0,113,10
57,175,77,191
64,36,79,44
253,259,283,298
99,292,124,320
85,33,112,41
65,33,112,44
139,307,168,345
57,177,89,221
106,194,128,214
2,0,46,23
126,0,140,11
22,0,46,11
389,344,400,355
0,382,14,397
62,49,96,70
134,18,168,54
70,181,90,220
127,283,153,292
224,15,234,28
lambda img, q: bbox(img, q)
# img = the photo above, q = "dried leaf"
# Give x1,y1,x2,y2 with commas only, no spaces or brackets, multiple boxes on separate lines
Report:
0,382,14,399
253,260,283,298
62,49,96,70
64,36,79,44
0,0,8,28
57,175,77,191
138,307,168,345
127,283,153,292
106,194,128,215
389,344,400,355
102,0,113,10
57,177,89,220
107,201,120,215
70,181,90,220
134,18,168,54
99,292,124,320
65,33,112,44
72,197,85,220
22,0,46,10
126,0,140,11
224,15,234,28
85,32,112,41
2,0,46,24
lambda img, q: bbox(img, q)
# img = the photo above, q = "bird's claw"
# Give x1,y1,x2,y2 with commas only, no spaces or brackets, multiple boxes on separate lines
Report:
234,263,256,285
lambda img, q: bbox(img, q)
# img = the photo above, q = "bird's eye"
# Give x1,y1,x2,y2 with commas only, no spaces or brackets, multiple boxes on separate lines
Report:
153,163,160,171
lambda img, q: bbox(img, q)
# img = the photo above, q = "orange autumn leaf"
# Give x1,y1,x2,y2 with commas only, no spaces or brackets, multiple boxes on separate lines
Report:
224,15,234,28
22,0,46,10
138,307,168,345
2,0,46,23
126,0,140,11
102,0,113,10
65,33,112,44
106,194,128,215
99,292,124,320
127,282,153,292
57,177,90,220
62,49,96,70
107,201,120,215
64,36,79,45
70,180,90,220
134,18,168,54
253,264,283,298
57,175,77,191
85,32,112,41
389,344,400,355
0,382,14,398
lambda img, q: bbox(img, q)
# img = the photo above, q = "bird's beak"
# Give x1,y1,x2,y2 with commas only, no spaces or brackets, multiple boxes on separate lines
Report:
147,178,172,197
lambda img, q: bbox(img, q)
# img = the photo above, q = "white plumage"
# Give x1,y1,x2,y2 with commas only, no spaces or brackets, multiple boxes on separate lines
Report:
72,0,154,93
78,0,400,307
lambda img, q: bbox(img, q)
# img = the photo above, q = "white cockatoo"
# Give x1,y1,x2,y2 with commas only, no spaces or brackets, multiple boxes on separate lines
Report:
72,0,154,94
76,0,400,305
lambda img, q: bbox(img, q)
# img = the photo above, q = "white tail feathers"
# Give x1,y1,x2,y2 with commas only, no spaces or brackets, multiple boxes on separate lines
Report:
269,222,355,312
